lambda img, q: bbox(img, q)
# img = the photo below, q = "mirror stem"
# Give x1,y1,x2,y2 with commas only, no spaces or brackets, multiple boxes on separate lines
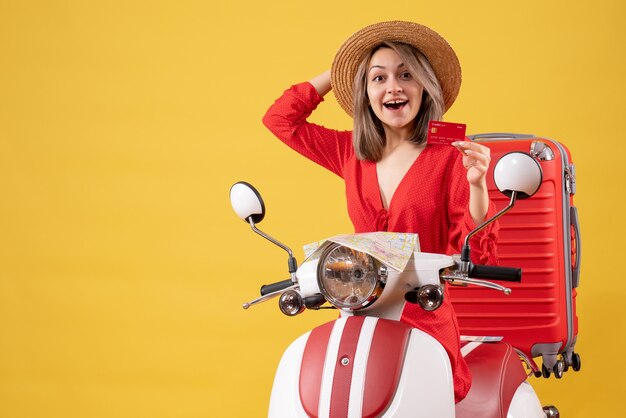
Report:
248,218,298,280
460,191,518,267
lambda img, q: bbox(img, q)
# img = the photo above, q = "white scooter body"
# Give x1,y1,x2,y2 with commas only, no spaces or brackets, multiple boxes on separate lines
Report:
269,318,455,418
268,253,546,418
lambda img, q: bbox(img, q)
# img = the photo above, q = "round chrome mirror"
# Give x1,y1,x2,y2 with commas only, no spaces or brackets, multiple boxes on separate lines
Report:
493,152,543,199
229,182,265,223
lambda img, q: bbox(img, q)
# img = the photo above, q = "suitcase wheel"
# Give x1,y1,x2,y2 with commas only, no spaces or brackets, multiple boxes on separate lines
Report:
542,405,560,417
561,354,570,372
572,352,581,372
563,351,582,372
541,359,566,378
553,359,565,379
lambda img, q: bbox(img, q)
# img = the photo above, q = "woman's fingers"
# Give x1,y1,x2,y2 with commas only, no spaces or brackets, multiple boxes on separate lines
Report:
453,142,490,166
462,149,489,166
452,141,492,186
453,141,491,159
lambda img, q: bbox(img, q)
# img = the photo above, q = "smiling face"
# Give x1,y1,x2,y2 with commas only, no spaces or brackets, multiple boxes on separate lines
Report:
352,42,445,161
366,47,424,138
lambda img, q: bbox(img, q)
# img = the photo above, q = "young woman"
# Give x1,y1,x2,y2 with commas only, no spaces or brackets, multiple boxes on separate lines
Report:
262,21,498,403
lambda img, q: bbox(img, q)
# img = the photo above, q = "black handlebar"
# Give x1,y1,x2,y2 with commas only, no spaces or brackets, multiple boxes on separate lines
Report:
469,264,522,282
260,279,293,296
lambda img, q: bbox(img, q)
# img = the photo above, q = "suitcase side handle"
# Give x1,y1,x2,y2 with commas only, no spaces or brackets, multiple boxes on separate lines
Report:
571,206,582,288
468,133,536,140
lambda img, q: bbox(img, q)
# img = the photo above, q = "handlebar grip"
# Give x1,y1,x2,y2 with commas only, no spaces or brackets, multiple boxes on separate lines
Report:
470,264,522,282
260,279,293,296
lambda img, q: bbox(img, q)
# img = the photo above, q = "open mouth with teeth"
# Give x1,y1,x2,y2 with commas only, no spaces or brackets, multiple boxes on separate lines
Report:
384,100,408,110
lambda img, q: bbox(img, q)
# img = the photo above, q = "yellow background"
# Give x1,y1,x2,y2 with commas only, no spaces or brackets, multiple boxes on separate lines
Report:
1,0,624,416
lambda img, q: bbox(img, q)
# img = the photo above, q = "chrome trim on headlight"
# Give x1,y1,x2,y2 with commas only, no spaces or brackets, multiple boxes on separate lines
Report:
317,243,384,310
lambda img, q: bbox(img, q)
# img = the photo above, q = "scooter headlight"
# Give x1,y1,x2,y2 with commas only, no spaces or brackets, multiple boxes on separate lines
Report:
317,243,385,310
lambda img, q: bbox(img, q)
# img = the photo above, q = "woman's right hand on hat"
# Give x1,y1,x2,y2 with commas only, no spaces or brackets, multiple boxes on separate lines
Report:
309,70,332,97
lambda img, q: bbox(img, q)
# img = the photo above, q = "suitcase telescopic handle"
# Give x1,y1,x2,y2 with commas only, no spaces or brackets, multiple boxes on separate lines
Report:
468,133,536,141
469,264,522,282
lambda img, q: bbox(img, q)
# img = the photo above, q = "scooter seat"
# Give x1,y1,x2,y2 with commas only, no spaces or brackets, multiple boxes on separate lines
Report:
455,342,528,418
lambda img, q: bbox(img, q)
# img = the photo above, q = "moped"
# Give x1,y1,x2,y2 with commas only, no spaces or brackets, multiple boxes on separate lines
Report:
230,152,560,417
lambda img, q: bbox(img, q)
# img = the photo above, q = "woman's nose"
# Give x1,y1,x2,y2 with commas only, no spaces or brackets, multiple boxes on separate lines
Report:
387,79,403,93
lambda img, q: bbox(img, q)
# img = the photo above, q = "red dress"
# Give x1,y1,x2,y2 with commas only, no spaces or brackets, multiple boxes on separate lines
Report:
263,82,499,402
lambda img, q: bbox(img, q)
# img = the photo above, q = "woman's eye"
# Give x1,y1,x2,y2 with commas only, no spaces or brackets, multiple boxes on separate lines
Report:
400,72,412,80
372,75,384,82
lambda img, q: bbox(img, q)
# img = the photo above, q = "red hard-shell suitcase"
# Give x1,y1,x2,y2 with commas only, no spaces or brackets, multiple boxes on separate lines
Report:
449,133,581,378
